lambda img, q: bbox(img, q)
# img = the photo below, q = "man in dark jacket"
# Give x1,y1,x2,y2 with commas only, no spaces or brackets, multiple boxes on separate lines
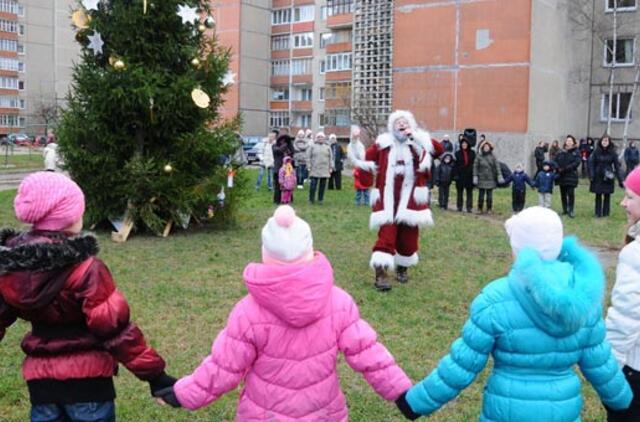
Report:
624,140,640,176
453,138,476,212
328,134,345,190
534,141,548,176
0,172,175,420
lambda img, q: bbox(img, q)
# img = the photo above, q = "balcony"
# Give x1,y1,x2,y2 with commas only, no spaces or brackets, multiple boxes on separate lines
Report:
326,42,352,54
269,101,289,110
291,100,312,111
325,70,352,82
326,1,354,29
321,126,350,137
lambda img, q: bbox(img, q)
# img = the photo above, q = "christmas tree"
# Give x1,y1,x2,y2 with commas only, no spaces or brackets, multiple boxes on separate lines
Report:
58,0,245,237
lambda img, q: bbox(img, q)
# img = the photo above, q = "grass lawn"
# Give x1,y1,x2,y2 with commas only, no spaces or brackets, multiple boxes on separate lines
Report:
0,150,45,172
0,175,629,421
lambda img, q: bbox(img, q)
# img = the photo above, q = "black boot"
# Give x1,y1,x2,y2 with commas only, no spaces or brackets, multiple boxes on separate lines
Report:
396,266,409,284
374,267,392,292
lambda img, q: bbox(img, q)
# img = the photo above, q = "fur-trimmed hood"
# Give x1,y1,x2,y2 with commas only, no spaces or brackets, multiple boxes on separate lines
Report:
507,237,604,337
0,229,99,309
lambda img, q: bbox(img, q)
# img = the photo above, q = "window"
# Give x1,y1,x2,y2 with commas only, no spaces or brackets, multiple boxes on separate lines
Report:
294,87,312,101
272,87,289,101
17,43,24,54
0,76,17,89
297,114,312,128
0,96,20,108
327,0,354,16
602,93,633,121
291,58,312,75
0,19,17,33
320,30,352,48
325,53,352,71
0,39,17,52
326,82,351,99
0,114,21,127
272,8,291,25
607,0,637,11
18,24,24,36
17,61,23,72
293,5,314,22
319,87,325,101
605,38,635,66
321,109,351,127
270,111,290,128
271,60,290,76
271,35,289,51
293,32,313,48
19,98,24,109
18,80,23,90
321,6,329,20
0,57,18,71
0,1,20,14
320,59,326,74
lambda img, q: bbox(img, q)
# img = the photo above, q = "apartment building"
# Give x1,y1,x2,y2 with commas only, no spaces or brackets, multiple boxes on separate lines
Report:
0,0,25,136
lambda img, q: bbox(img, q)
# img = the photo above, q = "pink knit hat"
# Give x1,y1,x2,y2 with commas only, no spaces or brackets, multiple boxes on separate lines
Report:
625,166,640,196
14,172,85,231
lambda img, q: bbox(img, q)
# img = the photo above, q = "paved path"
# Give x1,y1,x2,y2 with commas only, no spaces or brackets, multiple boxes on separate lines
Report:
0,169,34,191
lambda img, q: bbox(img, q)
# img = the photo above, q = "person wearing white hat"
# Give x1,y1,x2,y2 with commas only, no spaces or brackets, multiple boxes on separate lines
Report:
354,110,444,291
397,206,632,421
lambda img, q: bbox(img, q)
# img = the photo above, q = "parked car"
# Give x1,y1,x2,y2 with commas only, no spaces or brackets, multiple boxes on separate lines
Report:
242,136,261,164
7,133,30,146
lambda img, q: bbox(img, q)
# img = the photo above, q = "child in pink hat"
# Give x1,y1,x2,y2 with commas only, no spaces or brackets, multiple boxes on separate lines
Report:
0,172,176,421
157,205,412,420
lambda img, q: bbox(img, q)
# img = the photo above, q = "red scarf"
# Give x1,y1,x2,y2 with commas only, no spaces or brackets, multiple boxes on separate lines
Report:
462,149,468,166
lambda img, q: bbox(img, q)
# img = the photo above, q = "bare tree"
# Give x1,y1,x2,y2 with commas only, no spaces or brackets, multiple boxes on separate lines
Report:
34,101,60,137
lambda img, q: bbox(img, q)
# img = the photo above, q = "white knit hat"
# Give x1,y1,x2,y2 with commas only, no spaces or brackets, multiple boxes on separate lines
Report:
262,206,314,264
504,206,563,261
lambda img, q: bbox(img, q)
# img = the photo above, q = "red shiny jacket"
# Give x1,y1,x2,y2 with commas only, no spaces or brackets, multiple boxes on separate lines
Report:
0,229,165,382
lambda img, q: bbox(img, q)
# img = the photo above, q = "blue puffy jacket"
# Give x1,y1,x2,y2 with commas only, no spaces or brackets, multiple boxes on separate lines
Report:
406,238,632,421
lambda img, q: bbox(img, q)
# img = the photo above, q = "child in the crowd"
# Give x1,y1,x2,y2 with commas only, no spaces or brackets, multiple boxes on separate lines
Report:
278,156,296,204
434,153,455,210
505,162,534,213
0,172,175,421
396,207,632,421
156,206,412,420
347,126,372,206
534,161,558,208
606,166,640,421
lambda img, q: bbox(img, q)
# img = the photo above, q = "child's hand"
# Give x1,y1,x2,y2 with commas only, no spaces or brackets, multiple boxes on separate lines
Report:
155,386,182,408
149,371,177,398
395,391,421,420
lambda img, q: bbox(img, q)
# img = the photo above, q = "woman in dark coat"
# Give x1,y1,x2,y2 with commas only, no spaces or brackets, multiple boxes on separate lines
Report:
272,132,294,204
554,135,581,218
588,135,624,217
453,138,476,212
534,141,547,176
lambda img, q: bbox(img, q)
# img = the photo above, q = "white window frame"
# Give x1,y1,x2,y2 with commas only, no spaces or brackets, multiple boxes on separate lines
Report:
0,76,17,89
18,24,24,36
320,59,326,74
325,53,352,72
18,61,24,72
319,87,325,101
271,34,290,51
18,80,24,90
270,111,290,128
604,38,635,67
271,60,290,76
19,98,24,109
606,0,637,12
297,114,312,128
601,92,633,122
0,39,17,52
293,32,313,49
293,5,314,23
271,8,291,25
17,43,24,55
291,58,312,76
271,87,289,101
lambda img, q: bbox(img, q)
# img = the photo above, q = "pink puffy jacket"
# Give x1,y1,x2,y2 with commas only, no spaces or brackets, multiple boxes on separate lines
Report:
174,253,411,420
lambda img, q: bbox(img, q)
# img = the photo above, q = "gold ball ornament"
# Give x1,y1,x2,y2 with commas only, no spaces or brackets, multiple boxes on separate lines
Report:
113,59,126,71
191,88,210,108
198,23,206,33
163,164,173,173
72,10,91,29
191,57,200,67
204,16,215,29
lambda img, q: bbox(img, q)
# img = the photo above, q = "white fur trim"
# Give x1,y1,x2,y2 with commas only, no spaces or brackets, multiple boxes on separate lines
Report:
395,253,419,267
370,188,381,208
376,133,394,149
354,159,377,172
413,187,430,205
370,210,393,230
387,110,419,135
395,208,434,227
370,251,395,269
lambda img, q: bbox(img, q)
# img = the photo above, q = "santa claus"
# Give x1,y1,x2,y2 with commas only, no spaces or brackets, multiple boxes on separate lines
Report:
358,111,444,291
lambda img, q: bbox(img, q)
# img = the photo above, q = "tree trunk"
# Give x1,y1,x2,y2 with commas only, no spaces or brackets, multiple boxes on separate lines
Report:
607,4,618,134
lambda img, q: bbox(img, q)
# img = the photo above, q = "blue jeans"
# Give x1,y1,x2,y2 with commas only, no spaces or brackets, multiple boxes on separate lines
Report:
31,402,115,422
296,164,307,186
255,165,272,190
355,189,370,206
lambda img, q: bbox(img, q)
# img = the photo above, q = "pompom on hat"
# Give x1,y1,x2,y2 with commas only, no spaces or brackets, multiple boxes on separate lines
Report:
262,205,314,264
625,166,640,196
505,206,563,261
14,172,85,231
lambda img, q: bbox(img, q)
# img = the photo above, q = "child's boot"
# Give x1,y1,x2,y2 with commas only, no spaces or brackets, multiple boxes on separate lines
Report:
396,266,409,284
374,267,392,292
